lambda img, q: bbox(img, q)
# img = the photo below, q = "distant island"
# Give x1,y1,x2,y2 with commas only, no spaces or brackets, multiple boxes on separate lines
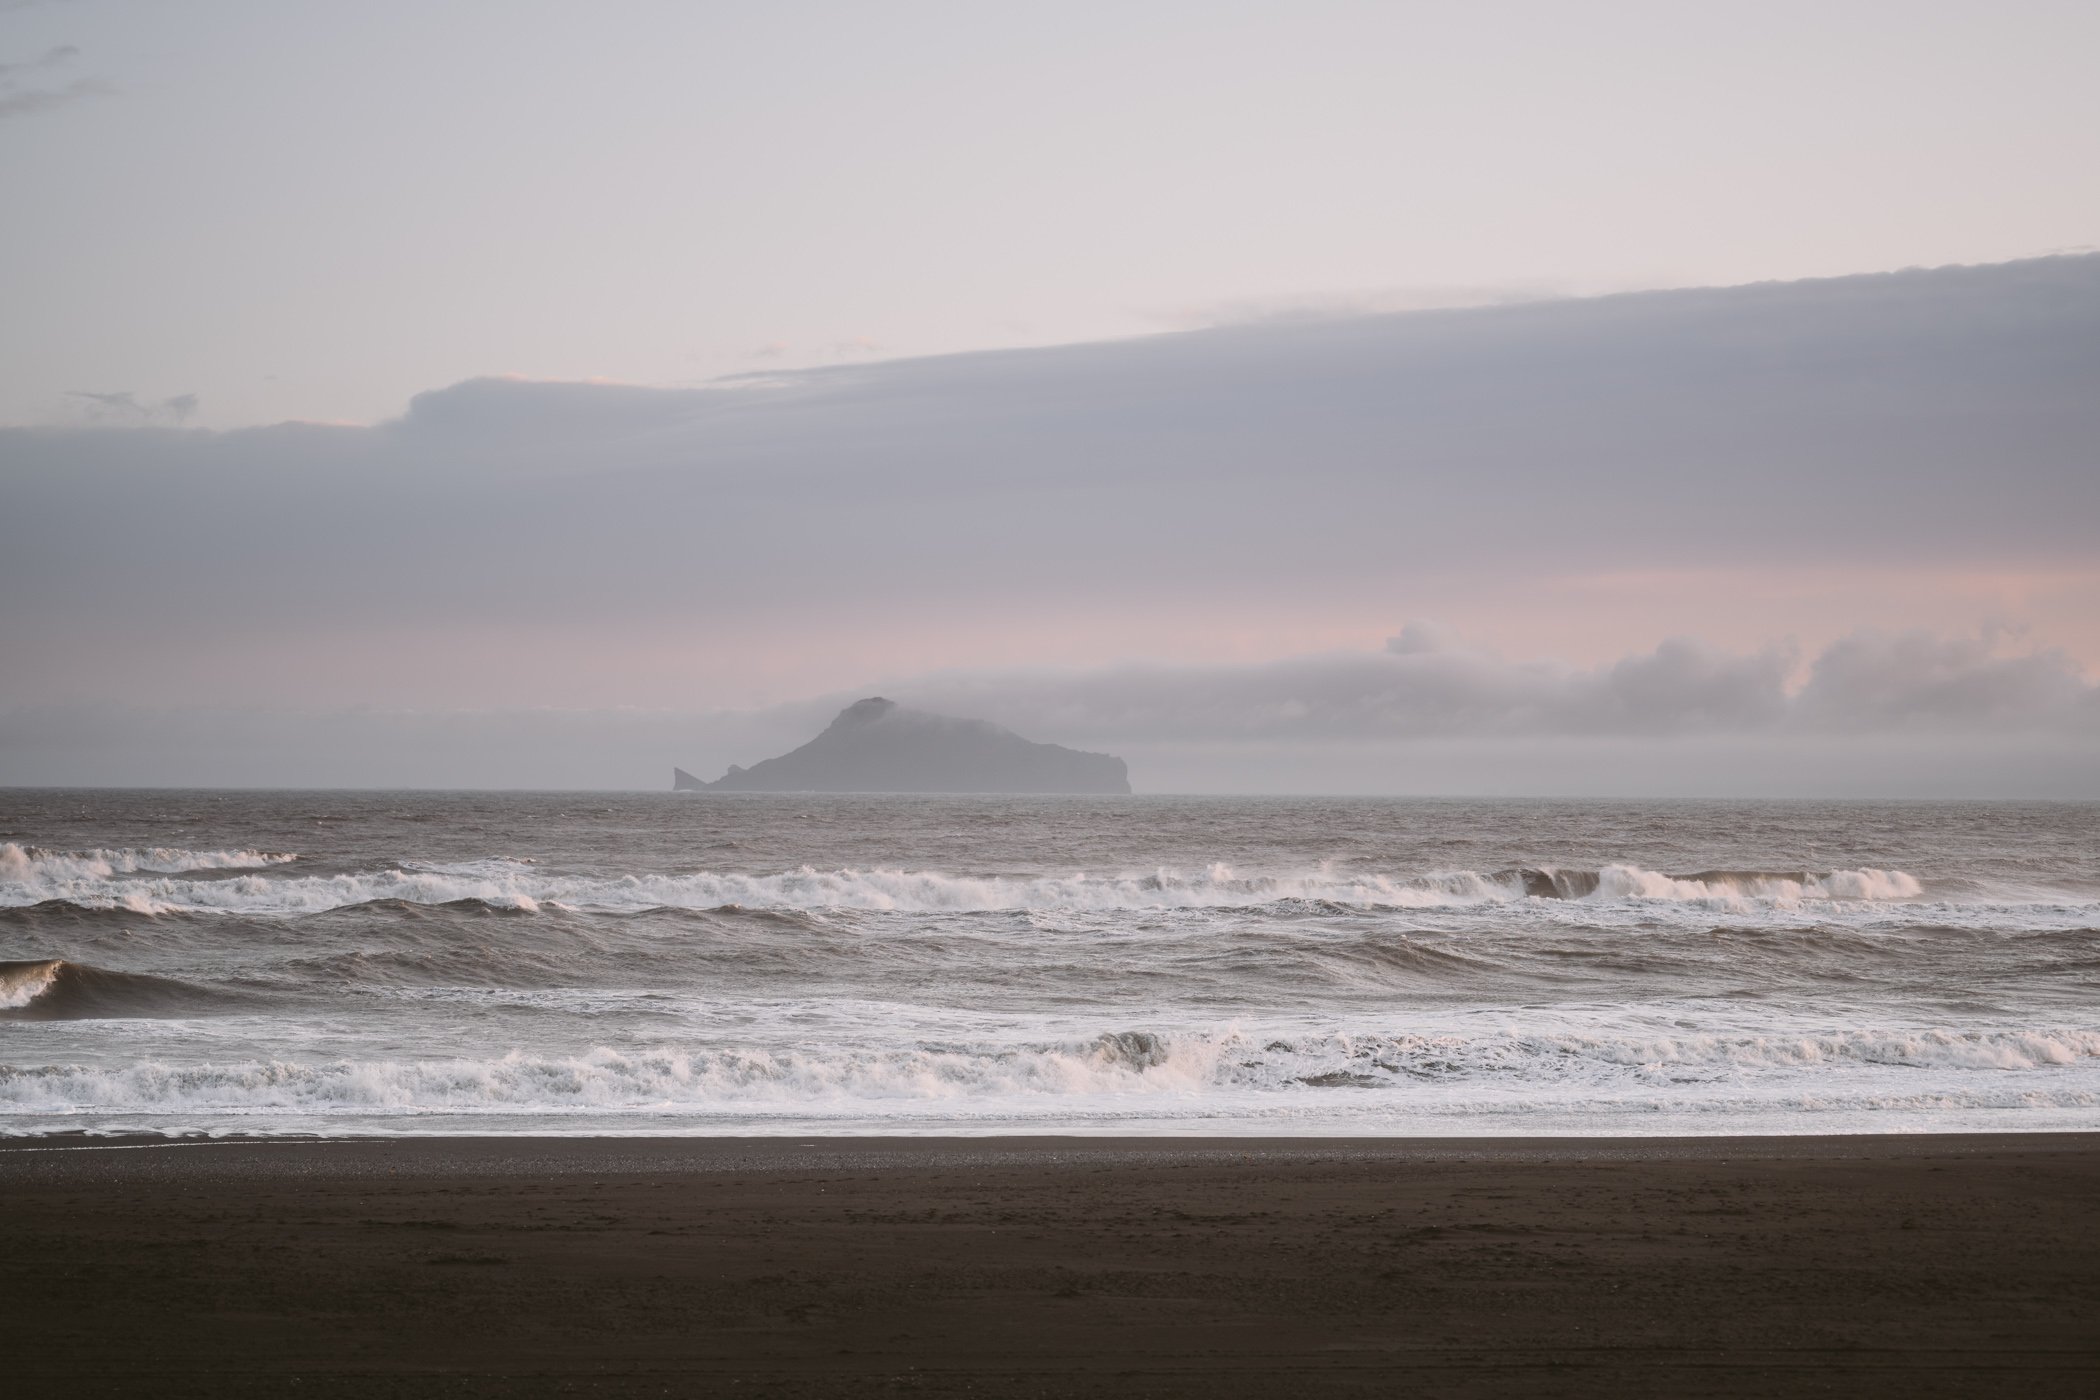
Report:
675,697,1130,794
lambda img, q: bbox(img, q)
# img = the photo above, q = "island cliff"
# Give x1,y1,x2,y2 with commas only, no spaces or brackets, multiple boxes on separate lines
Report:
678,698,1130,794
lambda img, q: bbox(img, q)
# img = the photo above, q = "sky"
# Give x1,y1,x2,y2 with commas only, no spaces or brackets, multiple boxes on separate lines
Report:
2,1,2097,792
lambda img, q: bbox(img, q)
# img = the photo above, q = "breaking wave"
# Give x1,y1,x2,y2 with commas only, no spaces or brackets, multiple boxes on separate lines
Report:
0,959,253,1021
0,859,1928,916
5,1025,2094,1118
0,843,296,880
0,843,299,911
1509,866,1924,902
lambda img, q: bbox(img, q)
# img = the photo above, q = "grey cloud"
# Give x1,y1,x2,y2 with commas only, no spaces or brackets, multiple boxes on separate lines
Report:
63,390,197,425
1591,638,1798,731
1150,281,1574,330
0,43,76,77
1,629,2089,792
882,630,2091,744
1795,629,2097,728
0,41,108,121
0,701,828,791
0,73,109,119
2,254,2097,728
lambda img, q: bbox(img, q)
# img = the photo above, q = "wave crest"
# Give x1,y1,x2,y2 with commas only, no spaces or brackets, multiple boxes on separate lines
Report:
0,958,251,1021
5,1025,2092,1114
0,842,297,879
0,843,298,910
0,858,1928,916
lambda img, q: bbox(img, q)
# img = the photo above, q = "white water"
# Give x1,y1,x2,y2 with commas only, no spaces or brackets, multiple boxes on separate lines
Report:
1,854,1931,916
3,793,2095,1137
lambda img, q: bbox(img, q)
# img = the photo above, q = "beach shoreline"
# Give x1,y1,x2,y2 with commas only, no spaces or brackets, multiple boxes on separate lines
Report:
5,1131,2097,1396
5,1126,2099,1160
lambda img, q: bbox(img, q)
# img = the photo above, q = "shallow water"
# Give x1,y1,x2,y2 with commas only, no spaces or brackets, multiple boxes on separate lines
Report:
2,791,2096,1136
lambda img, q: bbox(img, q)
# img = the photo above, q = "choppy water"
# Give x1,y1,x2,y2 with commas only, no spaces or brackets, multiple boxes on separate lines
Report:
3,791,2096,1137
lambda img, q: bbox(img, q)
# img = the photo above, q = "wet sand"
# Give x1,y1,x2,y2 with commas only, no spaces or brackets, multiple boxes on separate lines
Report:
3,1133,2098,1397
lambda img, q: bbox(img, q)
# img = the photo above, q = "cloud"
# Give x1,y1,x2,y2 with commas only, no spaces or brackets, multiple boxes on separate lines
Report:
0,43,76,79
1148,280,1575,330
1,627,2091,792
2,252,2097,759
0,700,829,792
882,628,2094,744
0,72,107,118
1794,629,2096,728
739,336,884,365
0,40,109,121
63,390,198,425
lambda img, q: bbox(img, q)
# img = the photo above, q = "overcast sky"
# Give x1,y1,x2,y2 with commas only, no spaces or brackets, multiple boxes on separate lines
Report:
2,2,2096,792
6,0,2099,429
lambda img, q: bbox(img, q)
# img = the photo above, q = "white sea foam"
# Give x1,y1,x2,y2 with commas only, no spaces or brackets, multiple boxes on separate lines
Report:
0,843,295,886
0,859,1933,916
5,1026,2093,1121
1589,864,1922,902
0,959,62,1010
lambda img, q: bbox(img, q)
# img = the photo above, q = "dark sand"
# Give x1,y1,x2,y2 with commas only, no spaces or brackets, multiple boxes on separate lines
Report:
4,1133,2098,1397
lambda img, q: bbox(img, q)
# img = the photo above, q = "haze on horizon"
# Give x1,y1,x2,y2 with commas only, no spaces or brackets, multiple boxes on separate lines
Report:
3,0,2097,795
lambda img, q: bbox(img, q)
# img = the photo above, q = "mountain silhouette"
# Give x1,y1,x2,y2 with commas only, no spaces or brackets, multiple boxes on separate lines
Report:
679,698,1129,793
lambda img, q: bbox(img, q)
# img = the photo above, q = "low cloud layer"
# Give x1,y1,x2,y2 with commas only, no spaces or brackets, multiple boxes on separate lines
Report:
3,628,2092,794
889,628,2098,744
3,254,2098,790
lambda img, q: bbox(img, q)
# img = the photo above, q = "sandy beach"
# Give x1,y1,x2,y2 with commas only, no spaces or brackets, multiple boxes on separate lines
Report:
4,1132,2097,1397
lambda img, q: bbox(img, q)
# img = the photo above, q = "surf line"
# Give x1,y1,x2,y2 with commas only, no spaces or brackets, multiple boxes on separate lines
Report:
0,1136,326,1154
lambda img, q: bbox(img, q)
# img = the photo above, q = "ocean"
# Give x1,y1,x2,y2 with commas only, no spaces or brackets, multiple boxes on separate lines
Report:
2,790,2096,1138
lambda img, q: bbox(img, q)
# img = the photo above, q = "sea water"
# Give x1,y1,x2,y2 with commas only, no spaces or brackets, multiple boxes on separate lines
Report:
3,791,2095,1137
